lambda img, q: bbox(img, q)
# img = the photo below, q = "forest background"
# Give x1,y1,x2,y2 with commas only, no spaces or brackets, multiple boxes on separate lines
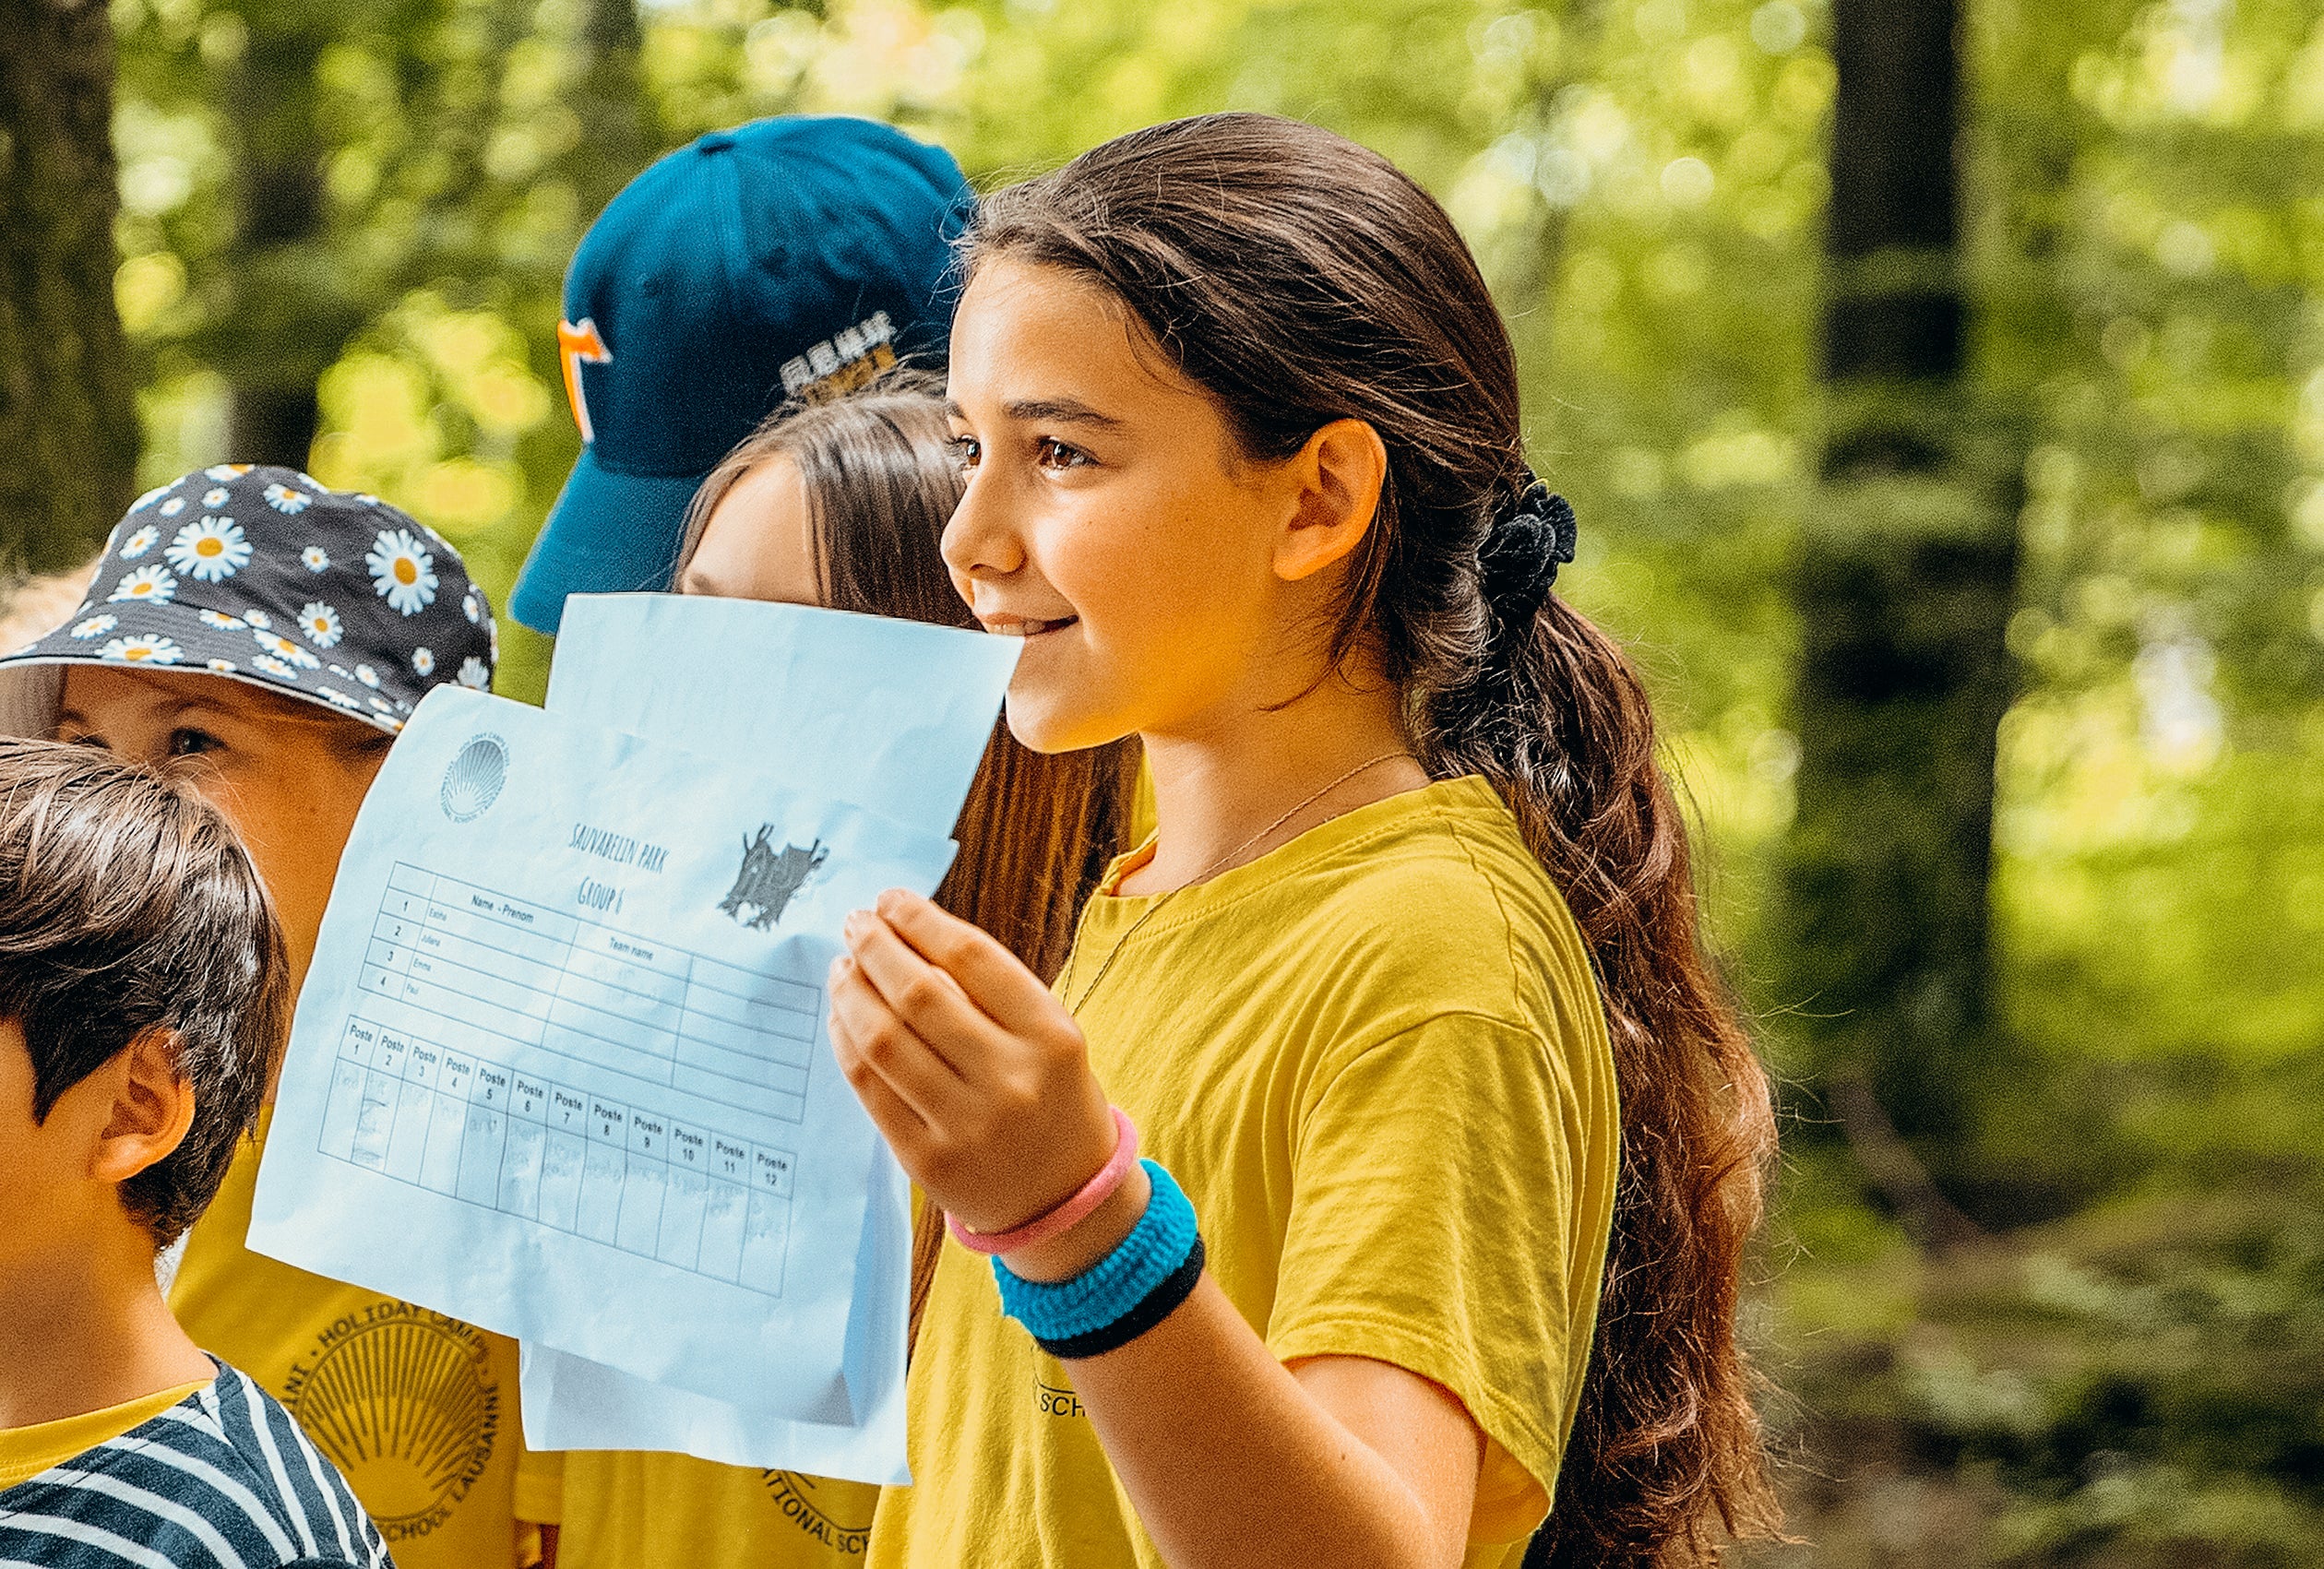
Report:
4,0,2322,1563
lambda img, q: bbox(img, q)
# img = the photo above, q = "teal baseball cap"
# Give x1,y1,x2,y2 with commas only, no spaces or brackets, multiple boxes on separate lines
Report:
511,116,974,634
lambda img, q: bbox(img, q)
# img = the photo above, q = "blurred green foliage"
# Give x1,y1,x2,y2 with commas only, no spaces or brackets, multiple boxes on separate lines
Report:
99,0,2324,1559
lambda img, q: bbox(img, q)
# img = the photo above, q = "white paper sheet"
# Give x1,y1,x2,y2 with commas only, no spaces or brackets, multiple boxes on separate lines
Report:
520,596,1020,1477
545,595,1022,840
248,685,958,1423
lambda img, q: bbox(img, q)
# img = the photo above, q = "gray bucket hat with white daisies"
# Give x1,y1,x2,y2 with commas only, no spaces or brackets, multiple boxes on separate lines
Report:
0,464,495,737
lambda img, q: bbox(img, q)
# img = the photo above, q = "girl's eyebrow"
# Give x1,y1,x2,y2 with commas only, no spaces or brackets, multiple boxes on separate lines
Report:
54,696,211,729
947,395,1126,432
1010,398,1126,430
157,695,238,724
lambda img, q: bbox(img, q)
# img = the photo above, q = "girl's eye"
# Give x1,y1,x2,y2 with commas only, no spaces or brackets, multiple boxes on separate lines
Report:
168,727,226,759
1035,437,1090,471
948,434,982,471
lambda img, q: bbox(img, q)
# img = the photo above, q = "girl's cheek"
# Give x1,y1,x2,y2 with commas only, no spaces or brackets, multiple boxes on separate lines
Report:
1038,505,1136,616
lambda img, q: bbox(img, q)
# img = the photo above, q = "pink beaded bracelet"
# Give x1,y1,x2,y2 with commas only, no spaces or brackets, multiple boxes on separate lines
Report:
946,1106,1139,1256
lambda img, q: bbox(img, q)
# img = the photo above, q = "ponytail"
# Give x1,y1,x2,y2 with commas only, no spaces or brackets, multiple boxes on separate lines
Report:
1411,463,1781,1562
971,112,1781,1563
1441,569,1782,1564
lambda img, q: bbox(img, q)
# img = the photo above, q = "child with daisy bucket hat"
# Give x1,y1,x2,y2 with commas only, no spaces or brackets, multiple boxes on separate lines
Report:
0,464,554,1568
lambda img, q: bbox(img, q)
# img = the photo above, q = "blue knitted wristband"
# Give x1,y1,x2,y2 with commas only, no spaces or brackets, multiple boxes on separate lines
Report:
993,1159,1204,1360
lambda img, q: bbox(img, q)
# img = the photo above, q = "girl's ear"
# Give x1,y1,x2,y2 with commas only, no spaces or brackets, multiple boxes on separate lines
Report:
1273,419,1388,583
88,1029,195,1186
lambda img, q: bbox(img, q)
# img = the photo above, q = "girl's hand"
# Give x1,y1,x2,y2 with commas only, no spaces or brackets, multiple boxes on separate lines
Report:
828,889,1120,1248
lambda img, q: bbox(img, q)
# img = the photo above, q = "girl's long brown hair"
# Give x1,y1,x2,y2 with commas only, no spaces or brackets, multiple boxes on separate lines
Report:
678,378,1138,1342
970,115,1781,1564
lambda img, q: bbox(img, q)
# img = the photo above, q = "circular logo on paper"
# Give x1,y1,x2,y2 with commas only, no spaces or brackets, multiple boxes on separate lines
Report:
439,731,507,822
762,1470,874,1557
283,1306,498,1541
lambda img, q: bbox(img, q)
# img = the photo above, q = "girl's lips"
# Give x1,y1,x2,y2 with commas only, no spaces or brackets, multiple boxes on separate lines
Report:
983,615,1078,638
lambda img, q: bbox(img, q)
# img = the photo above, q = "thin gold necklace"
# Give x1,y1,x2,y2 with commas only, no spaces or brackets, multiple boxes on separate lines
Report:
1060,749,1415,1016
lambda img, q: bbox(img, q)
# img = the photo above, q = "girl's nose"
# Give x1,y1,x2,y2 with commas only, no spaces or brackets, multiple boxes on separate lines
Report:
942,465,1026,583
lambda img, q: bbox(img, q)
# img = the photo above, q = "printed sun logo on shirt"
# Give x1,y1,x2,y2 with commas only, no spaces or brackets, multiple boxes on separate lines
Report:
717,827,828,931
280,1302,500,1544
761,1471,873,1558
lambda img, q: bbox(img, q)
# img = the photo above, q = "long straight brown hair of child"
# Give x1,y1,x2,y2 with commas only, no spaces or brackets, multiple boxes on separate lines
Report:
677,376,1140,1345
966,113,1782,1566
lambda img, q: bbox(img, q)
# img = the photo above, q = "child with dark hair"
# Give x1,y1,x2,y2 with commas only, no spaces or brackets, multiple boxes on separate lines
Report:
0,738,391,1569
0,467,543,1568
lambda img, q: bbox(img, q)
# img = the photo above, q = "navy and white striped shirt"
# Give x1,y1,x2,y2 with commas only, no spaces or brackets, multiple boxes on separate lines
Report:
0,1361,391,1569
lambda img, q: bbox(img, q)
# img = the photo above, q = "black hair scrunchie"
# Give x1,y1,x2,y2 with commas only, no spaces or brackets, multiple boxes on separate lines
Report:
1477,473,1577,616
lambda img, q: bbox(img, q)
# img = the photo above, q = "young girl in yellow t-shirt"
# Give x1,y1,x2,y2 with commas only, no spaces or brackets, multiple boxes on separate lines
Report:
828,114,1783,1568
545,380,1137,1569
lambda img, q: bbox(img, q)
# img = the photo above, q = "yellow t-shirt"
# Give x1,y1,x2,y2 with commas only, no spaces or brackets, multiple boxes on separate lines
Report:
554,1455,876,1567
0,1380,208,1490
868,775,1619,1568
171,1112,553,1567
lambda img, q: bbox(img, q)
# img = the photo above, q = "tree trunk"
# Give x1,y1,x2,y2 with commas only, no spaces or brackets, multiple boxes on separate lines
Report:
220,14,339,470
1786,0,2021,1206
0,0,138,572
571,0,648,221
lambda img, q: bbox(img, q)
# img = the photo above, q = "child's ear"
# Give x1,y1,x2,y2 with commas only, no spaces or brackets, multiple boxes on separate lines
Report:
1273,418,1388,584
88,1029,195,1185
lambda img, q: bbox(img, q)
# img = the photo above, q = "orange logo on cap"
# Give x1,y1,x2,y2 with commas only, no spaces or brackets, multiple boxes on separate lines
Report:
557,318,614,444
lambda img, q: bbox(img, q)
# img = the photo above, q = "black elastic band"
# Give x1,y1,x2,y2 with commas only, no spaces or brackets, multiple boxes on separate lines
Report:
1478,476,1578,615
1034,1235,1207,1361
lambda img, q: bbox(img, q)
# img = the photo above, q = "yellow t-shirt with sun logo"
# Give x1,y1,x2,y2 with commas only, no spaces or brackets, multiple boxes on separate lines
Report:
170,1111,555,1567
868,776,1619,1569
554,1454,876,1568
